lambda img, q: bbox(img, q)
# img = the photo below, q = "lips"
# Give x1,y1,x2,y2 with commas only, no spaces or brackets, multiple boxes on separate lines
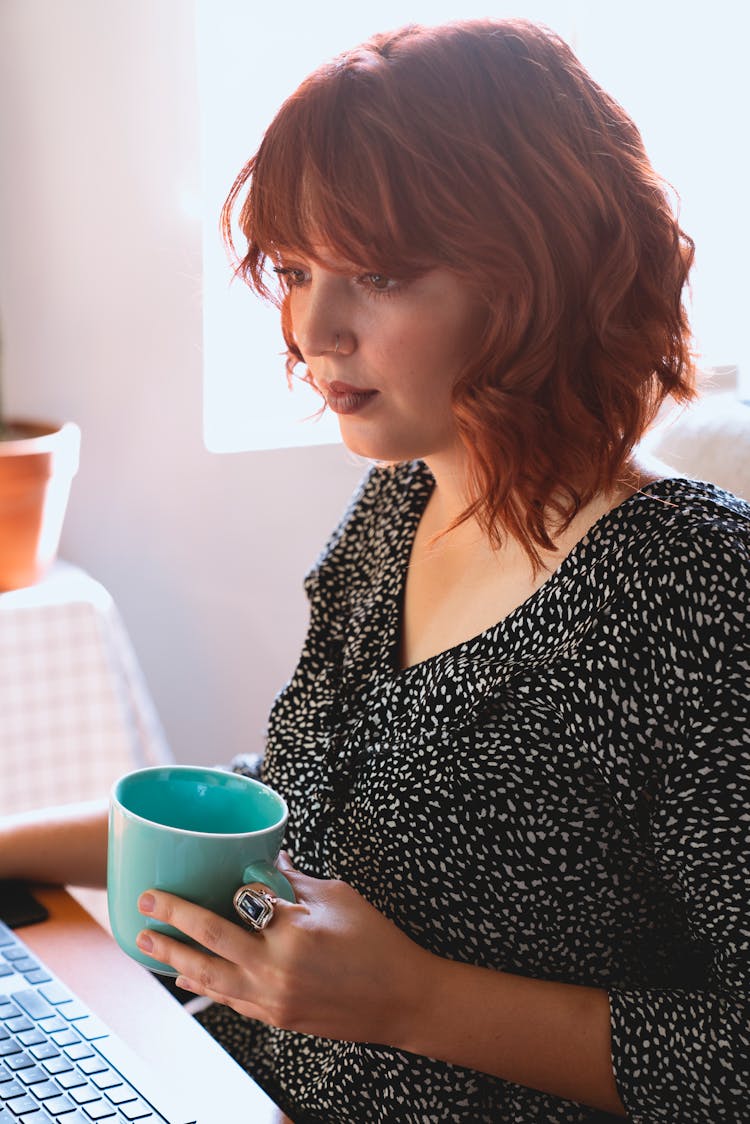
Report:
327,381,375,396
323,380,379,416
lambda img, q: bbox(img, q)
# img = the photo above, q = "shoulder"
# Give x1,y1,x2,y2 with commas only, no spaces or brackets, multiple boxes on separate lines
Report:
614,478,748,652
625,476,749,571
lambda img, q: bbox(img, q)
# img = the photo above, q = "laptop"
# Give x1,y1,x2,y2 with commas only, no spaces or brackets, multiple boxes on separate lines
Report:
0,909,199,1124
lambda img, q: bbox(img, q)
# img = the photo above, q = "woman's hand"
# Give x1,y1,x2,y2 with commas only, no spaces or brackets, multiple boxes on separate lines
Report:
135,852,433,1047
136,856,627,1114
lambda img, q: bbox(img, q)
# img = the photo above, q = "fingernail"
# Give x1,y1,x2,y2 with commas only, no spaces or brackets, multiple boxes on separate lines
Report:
176,977,194,993
138,893,156,914
136,931,153,952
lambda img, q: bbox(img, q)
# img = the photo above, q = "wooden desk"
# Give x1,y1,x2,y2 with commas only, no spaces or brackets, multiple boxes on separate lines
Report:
19,886,285,1124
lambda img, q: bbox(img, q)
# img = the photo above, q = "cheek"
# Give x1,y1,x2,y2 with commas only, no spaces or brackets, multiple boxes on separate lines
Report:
393,322,465,381
428,320,477,391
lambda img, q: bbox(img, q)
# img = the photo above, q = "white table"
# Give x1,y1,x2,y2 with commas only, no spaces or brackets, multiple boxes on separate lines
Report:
0,560,171,816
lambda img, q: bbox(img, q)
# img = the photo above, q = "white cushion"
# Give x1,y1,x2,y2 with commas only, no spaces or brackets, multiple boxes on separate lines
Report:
640,385,750,502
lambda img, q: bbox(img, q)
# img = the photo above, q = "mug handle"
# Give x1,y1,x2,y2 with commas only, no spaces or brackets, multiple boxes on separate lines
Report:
241,860,296,903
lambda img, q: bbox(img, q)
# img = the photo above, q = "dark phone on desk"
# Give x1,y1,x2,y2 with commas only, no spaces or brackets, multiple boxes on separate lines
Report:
0,879,49,928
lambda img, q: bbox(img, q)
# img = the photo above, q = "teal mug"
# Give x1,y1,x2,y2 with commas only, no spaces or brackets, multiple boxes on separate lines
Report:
108,765,295,974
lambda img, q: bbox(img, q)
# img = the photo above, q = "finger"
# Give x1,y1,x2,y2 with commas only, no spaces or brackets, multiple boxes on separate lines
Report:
137,890,265,965
134,927,244,1000
175,971,268,1025
276,849,295,871
273,852,326,904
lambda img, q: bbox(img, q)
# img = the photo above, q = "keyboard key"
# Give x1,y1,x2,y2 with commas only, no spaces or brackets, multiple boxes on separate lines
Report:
83,1104,118,1120
70,1087,102,1106
28,1046,58,1064
42,1093,75,1116
64,1045,94,1062
5,1022,32,1038
20,973,50,989
1,951,29,963
40,1057,71,1077
16,1070,46,1087
77,1059,105,1077
36,1017,66,1036
50,1031,79,1049
55,1071,86,1090
4,1092,38,1114
37,986,70,1008
0,1080,24,1100
118,1100,155,1120
0,968,13,980
0,1009,18,1023
4,1056,33,1074
72,1020,107,1044
0,1049,19,1063
103,1083,137,1105
0,925,15,948
27,1081,58,1102
0,1068,12,1084
58,1003,88,1024
91,1072,124,1093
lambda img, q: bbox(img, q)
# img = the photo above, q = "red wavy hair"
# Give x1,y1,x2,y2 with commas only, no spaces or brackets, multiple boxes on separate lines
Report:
222,18,696,562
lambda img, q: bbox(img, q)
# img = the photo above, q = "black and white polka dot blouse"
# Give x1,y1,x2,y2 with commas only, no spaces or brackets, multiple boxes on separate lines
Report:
201,460,749,1123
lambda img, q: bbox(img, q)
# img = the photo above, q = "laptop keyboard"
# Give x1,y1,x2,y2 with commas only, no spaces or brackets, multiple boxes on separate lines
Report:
0,921,173,1123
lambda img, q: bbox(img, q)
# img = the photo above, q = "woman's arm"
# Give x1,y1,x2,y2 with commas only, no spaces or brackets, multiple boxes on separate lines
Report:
400,951,625,1115
0,799,109,888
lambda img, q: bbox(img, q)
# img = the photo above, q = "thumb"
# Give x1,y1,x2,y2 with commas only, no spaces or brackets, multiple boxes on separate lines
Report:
276,849,296,874
274,850,321,901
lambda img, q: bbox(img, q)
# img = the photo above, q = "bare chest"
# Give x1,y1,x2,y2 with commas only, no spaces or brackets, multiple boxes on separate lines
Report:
398,536,548,671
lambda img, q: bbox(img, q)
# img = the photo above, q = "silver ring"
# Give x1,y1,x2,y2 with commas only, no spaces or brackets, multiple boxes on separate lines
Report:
233,884,277,932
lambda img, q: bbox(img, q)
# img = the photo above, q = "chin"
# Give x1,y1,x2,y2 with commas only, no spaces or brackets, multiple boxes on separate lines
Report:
340,435,416,462
337,415,454,464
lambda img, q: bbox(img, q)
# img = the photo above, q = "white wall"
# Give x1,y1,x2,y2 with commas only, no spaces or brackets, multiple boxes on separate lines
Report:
0,0,363,764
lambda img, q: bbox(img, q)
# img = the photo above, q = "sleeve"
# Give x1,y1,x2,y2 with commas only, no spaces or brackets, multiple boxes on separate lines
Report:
228,752,265,781
608,520,750,1122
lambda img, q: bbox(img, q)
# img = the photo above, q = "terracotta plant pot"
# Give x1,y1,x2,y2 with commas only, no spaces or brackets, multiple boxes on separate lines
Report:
0,419,80,591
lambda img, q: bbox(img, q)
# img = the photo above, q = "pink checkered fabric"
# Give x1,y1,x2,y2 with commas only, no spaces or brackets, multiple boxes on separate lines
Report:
0,562,171,815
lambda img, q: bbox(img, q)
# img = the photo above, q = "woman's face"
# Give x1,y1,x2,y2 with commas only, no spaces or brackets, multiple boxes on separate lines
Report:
276,247,484,465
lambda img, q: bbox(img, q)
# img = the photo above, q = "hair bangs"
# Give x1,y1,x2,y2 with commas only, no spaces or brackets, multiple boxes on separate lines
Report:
226,66,438,306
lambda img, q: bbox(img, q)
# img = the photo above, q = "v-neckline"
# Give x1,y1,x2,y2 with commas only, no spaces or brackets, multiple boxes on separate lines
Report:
386,463,676,679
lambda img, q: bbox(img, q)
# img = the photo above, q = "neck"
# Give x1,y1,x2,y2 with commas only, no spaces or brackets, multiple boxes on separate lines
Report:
421,447,476,529
420,448,662,558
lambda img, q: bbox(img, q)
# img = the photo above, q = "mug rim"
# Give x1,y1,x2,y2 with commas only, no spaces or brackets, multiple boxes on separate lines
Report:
110,764,288,839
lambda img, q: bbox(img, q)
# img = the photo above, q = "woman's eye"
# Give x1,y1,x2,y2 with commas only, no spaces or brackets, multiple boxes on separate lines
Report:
361,273,396,293
273,266,307,289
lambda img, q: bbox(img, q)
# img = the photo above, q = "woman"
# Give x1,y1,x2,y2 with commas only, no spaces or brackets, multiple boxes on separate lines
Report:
4,18,748,1123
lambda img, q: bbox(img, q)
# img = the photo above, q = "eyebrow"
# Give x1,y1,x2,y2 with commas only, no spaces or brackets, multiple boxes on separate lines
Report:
271,245,362,274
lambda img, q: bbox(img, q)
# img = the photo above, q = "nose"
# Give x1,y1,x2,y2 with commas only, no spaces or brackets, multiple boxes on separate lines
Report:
291,273,354,359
